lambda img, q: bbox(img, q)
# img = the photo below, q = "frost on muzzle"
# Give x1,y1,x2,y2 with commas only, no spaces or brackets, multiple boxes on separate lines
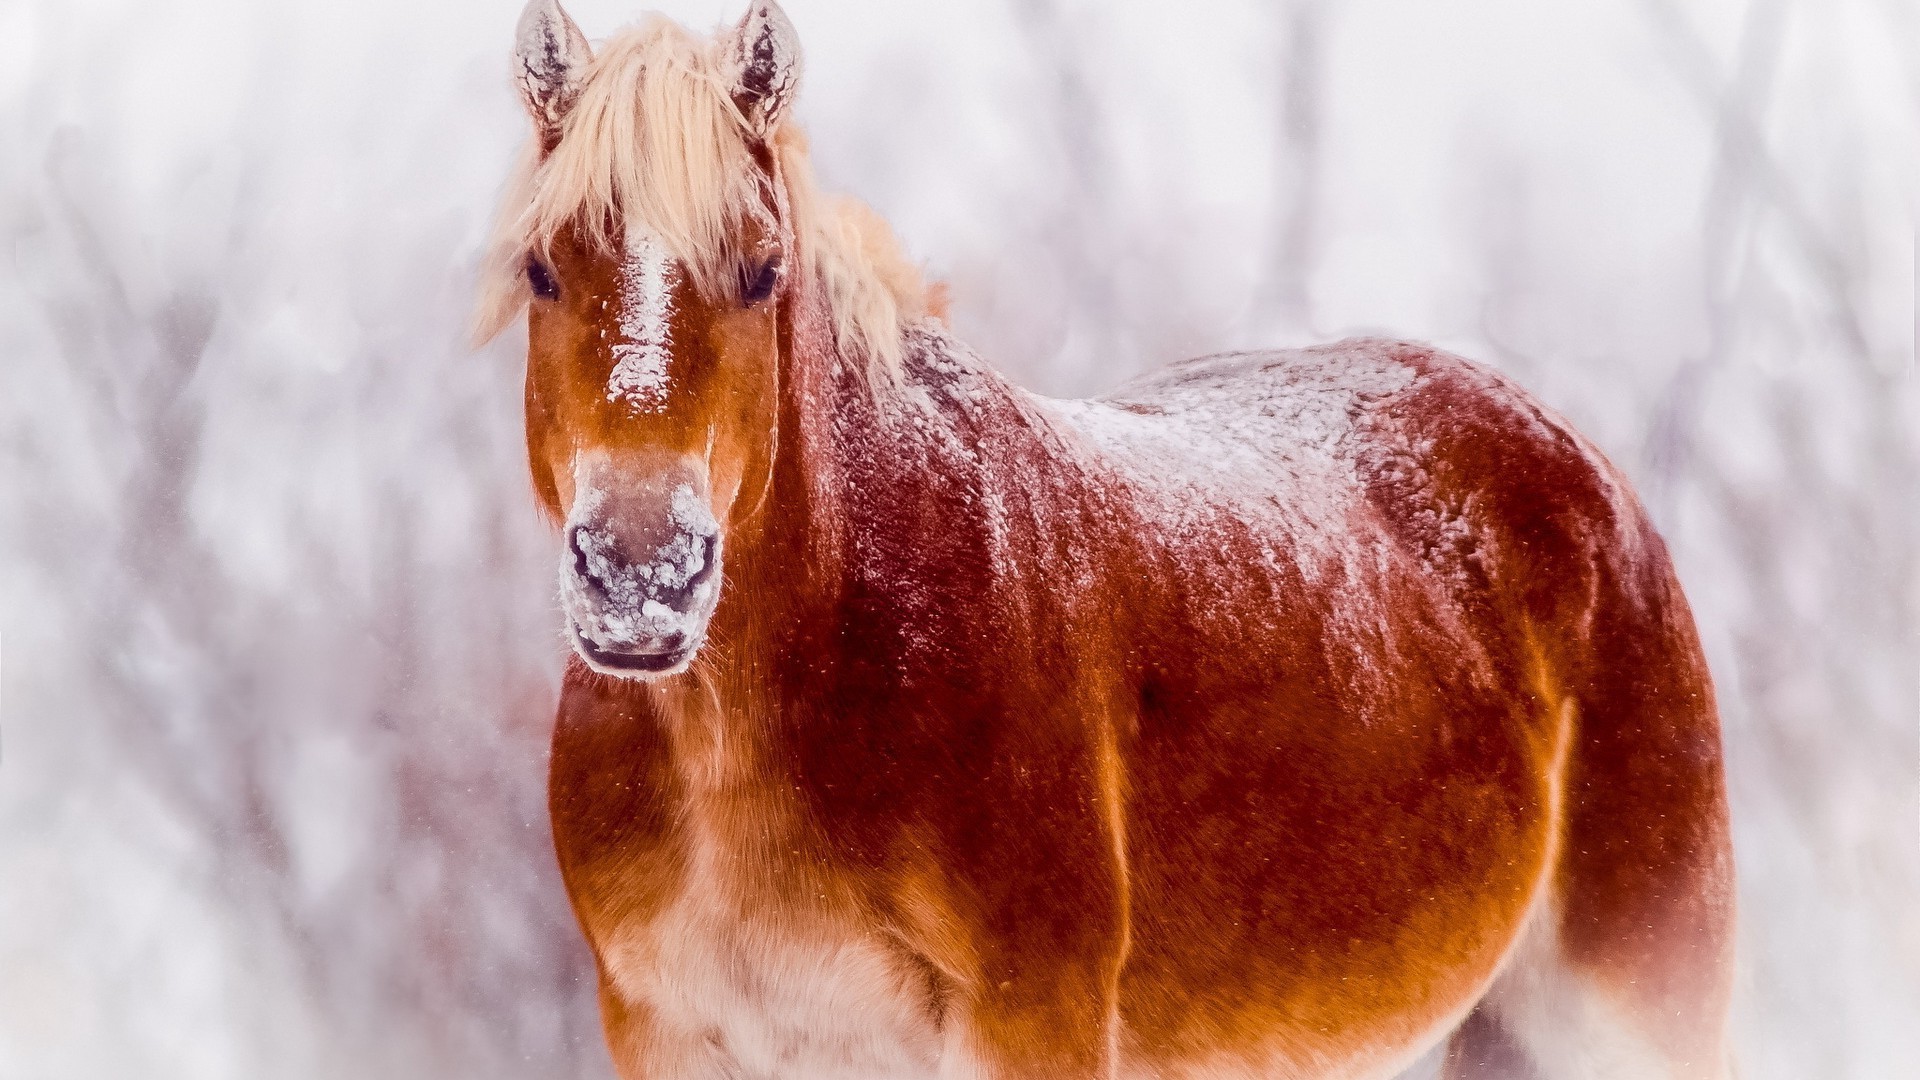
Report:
561,463,722,678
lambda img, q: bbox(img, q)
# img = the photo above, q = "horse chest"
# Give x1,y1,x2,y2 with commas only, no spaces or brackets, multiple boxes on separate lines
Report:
595,797,945,1079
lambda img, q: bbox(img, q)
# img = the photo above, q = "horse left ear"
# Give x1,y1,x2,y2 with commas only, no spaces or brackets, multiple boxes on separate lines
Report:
726,1,802,137
514,0,592,148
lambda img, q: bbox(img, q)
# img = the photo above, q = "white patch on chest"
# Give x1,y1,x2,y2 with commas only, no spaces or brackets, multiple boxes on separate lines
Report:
601,790,946,1079
608,231,678,410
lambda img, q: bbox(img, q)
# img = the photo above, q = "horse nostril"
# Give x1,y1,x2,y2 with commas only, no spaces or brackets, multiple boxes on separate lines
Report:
688,534,720,590
567,526,598,588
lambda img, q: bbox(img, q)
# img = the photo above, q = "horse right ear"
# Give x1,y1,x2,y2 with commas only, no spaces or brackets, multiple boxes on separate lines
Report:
514,0,592,148
725,2,802,138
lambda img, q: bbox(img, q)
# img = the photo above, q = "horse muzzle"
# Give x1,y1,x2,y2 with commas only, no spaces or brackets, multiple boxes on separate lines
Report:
560,475,722,679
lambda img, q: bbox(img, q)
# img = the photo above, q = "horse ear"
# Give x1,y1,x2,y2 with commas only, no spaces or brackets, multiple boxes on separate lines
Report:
725,1,802,137
514,0,592,145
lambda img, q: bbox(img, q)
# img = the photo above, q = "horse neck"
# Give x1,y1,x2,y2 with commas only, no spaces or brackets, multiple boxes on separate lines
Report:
702,289,896,680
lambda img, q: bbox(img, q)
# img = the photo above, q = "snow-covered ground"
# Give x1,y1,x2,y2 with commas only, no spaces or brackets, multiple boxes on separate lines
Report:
1,0,1912,1075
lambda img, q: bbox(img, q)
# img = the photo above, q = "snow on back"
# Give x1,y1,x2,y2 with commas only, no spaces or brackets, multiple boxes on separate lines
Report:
1041,347,1422,586
852,331,1514,697
607,232,677,410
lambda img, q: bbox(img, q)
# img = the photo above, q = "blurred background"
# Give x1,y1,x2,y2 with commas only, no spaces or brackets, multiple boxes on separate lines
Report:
0,0,1912,1075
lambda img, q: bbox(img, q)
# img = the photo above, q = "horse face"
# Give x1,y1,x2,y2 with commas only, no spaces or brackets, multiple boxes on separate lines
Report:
513,0,800,679
522,218,785,678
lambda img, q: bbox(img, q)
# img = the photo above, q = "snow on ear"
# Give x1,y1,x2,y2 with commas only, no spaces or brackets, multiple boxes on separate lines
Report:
726,1,802,137
514,0,592,145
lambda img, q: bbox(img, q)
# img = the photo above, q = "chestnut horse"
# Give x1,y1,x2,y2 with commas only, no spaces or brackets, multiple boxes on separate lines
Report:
477,3,1734,1077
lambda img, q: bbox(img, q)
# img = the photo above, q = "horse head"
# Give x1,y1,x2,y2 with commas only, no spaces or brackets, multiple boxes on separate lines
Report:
499,0,803,678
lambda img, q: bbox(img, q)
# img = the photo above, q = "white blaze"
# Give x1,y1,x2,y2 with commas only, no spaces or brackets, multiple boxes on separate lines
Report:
608,231,677,409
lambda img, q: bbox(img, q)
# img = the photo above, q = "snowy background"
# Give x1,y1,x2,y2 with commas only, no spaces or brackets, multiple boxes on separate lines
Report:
0,0,1913,1075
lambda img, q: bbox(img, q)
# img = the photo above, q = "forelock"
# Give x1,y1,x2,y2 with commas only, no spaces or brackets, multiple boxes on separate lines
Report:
473,13,932,380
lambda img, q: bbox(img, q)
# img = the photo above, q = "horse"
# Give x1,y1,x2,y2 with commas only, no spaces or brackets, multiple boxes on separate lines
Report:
474,2,1736,1076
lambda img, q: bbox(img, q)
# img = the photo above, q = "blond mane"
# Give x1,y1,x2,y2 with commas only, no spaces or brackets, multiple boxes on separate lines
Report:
474,15,931,377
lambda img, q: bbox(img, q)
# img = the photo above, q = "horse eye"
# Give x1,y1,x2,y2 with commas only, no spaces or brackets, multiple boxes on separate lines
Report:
742,257,781,305
526,255,559,301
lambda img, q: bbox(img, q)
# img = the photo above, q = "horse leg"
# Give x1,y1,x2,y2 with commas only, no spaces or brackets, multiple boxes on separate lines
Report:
1440,885,1730,1080
1440,1002,1540,1080
1450,562,1736,1080
597,975,742,1080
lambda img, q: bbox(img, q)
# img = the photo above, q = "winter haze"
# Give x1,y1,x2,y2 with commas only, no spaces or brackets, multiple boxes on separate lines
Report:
0,0,1913,1076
